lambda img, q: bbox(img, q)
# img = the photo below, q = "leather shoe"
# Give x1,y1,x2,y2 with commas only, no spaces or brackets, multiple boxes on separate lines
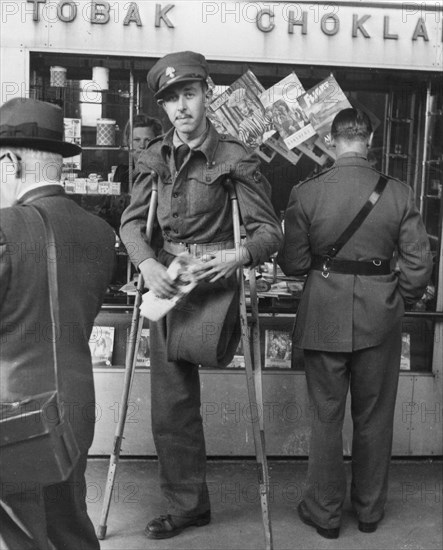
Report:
297,502,340,539
358,512,384,533
144,511,211,539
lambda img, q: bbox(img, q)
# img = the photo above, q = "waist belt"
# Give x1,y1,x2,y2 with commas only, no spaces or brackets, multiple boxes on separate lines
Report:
163,239,235,258
311,255,391,277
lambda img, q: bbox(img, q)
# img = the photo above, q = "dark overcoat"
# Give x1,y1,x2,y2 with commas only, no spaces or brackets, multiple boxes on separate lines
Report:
278,153,433,352
0,186,115,453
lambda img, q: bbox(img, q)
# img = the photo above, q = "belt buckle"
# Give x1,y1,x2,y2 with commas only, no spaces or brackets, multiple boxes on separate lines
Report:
321,256,331,279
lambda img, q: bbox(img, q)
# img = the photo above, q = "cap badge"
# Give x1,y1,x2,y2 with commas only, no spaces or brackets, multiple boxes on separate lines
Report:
165,67,176,79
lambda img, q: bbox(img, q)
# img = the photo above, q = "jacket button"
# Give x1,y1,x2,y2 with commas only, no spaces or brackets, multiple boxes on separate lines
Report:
206,176,211,182
173,213,178,218
173,192,178,198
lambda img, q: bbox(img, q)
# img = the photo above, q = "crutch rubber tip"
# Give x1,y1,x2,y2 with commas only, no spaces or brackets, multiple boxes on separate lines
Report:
96,525,107,540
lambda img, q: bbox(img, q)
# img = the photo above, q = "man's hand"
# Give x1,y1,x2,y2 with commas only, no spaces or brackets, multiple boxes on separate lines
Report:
138,258,177,299
192,246,251,283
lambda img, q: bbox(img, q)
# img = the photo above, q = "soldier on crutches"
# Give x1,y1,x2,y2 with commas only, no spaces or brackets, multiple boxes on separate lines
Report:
101,50,282,545
97,179,275,548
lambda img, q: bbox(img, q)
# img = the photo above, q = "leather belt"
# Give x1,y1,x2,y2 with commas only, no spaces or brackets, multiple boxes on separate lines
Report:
163,239,235,258
311,255,391,278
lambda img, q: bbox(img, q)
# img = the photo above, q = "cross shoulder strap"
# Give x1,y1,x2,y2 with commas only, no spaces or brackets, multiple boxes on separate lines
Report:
30,205,62,399
326,175,388,258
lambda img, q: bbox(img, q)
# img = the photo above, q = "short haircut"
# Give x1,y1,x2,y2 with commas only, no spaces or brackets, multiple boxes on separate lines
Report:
133,114,163,136
331,108,372,141
122,114,163,146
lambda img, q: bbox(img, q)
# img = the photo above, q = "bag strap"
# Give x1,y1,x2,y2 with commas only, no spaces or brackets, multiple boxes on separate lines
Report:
326,175,388,258
31,205,61,401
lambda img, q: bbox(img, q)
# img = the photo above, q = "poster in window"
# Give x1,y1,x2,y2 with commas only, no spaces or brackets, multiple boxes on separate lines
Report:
89,326,115,367
264,330,292,368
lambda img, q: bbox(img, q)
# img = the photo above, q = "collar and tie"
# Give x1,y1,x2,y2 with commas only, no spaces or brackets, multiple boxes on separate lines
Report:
174,143,190,170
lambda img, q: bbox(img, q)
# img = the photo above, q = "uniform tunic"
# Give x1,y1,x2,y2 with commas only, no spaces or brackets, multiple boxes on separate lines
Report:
121,123,282,268
278,153,432,529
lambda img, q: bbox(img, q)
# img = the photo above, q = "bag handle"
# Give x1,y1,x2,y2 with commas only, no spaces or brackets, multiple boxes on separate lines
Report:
325,175,388,259
31,205,61,402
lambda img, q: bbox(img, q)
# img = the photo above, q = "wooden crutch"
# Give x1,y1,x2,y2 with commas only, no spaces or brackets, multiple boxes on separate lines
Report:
96,179,158,540
228,180,274,550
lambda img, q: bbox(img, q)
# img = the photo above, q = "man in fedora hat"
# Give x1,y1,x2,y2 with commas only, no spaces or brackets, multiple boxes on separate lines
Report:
120,51,282,539
0,98,116,549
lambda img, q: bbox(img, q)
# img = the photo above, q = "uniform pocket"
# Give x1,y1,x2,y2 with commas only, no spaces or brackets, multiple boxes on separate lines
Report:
187,170,229,217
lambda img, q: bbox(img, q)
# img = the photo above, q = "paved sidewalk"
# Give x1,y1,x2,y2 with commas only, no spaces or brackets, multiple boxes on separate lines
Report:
86,458,442,550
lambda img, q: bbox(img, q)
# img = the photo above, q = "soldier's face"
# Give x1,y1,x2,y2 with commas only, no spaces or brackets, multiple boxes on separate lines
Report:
159,82,207,139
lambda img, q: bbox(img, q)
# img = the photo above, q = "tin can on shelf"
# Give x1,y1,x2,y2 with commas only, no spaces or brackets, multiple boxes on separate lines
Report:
96,118,116,146
50,66,67,87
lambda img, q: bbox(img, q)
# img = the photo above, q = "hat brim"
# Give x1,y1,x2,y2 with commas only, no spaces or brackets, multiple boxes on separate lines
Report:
0,137,81,158
155,76,205,99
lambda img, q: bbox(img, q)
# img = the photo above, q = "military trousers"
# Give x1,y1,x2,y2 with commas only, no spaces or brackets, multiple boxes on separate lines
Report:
150,316,211,518
302,321,402,530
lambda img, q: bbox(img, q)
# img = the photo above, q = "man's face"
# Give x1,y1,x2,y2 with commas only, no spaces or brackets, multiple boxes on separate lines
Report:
160,81,207,139
0,149,20,208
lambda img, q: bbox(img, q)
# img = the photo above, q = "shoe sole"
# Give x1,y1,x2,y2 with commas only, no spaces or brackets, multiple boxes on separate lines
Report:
358,522,378,533
144,517,210,540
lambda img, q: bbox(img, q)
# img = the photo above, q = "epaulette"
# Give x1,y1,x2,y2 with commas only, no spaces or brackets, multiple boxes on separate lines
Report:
296,165,335,188
372,167,405,188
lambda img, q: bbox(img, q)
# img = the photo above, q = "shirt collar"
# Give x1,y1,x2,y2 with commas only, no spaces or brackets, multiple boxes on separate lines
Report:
335,151,369,167
160,119,220,164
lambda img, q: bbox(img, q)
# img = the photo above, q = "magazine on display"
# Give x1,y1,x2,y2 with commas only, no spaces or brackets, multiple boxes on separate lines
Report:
89,326,115,367
259,73,316,151
296,137,330,166
63,117,82,170
229,338,246,369
264,135,303,165
136,328,151,367
207,70,276,159
297,75,352,153
264,330,292,368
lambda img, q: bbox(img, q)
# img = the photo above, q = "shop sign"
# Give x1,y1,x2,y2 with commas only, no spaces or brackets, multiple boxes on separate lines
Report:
3,1,441,42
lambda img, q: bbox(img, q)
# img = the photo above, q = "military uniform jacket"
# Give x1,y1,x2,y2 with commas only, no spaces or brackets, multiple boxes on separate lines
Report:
120,122,282,268
0,186,115,453
278,153,432,352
